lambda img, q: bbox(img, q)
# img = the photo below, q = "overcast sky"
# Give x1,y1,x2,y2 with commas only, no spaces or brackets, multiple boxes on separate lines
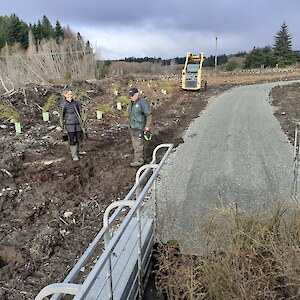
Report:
2,0,300,60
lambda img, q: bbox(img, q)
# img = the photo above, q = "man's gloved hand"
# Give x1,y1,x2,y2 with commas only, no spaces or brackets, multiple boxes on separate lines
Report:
143,127,152,141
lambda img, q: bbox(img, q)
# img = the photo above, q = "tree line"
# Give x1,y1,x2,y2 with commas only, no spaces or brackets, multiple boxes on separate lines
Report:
0,15,298,71
0,14,93,51
0,14,63,49
0,14,103,92
244,22,300,68
123,22,300,69
121,54,229,67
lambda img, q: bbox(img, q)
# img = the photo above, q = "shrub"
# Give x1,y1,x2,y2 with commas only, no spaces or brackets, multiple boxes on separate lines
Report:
226,59,239,72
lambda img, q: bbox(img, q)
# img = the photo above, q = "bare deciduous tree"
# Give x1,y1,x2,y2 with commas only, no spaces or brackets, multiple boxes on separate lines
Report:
0,38,102,93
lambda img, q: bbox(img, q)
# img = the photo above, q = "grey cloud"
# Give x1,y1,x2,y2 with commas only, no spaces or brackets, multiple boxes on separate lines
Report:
2,0,300,59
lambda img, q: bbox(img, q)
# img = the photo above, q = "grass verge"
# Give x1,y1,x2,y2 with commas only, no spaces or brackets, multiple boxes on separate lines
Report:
154,203,300,299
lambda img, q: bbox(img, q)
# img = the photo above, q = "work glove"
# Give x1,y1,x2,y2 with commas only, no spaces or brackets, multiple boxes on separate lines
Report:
143,127,152,141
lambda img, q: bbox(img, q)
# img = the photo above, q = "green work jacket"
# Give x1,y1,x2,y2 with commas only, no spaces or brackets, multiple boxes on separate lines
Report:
128,98,152,130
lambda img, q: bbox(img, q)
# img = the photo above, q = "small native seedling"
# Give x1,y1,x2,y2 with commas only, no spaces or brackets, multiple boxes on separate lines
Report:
0,105,21,123
42,94,56,112
117,96,130,110
0,105,22,133
42,94,56,121
112,83,120,96
97,103,113,119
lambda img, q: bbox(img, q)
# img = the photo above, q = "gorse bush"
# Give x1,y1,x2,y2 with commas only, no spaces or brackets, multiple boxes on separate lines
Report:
226,60,239,72
154,204,300,299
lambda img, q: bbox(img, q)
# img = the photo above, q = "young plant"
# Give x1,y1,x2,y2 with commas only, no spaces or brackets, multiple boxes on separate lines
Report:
80,107,89,126
112,82,120,91
74,107,89,136
112,83,120,95
128,79,134,87
159,82,173,93
118,96,130,105
97,103,112,112
0,105,21,123
74,89,88,101
42,94,56,112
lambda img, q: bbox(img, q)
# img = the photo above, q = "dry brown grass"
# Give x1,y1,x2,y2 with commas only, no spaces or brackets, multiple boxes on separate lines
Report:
154,203,300,300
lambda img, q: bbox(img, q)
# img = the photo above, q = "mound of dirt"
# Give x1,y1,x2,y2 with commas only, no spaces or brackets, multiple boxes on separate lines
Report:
0,70,300,299
270,81,300,144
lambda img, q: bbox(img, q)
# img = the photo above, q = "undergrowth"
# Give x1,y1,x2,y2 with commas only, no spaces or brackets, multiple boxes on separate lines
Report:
154,203,300,300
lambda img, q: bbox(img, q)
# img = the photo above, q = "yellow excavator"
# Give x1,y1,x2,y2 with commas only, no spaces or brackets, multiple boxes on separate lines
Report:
181,52,207,91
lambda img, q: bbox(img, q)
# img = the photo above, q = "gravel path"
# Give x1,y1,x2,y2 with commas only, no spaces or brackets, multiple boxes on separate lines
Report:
157,81,296,250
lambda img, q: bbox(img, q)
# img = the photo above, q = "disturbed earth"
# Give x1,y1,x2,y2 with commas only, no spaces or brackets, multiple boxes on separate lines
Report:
1,70,300,299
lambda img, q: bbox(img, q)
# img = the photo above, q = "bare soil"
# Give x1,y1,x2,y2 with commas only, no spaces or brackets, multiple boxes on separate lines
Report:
1,69,300,300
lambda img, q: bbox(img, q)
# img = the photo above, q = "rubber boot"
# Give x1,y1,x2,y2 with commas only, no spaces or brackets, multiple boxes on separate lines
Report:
130,160,144,167
76,143,80,158
70,145,79,161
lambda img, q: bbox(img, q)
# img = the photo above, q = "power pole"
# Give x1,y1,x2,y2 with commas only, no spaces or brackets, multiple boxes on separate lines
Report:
215,37,218,72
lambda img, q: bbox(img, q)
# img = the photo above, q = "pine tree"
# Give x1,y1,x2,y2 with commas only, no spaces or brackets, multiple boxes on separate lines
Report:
54,20,64,43
273,22,296,66
33,20,43,44
244,46,275,69
41,15,54,40
0,16,10,49
244,47,265,68
7,14,28,47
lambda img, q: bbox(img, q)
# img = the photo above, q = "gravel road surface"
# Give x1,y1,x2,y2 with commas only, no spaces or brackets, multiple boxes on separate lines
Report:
157,81,296,251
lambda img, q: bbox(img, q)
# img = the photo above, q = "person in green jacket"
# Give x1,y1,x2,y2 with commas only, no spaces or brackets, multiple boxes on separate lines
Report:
128,87,152,167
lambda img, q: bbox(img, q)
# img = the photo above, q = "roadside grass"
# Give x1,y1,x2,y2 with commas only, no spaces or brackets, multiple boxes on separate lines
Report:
154,203,300,299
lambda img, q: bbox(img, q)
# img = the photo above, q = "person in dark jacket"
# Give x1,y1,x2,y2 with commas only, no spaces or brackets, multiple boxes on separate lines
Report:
60,90,82,161
128,87,152,167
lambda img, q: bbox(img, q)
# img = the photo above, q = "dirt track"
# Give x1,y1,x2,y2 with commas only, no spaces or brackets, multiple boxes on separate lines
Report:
1,70,300,299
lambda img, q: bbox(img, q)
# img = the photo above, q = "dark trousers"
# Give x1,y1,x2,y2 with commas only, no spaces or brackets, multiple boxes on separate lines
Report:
68,131,82,145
